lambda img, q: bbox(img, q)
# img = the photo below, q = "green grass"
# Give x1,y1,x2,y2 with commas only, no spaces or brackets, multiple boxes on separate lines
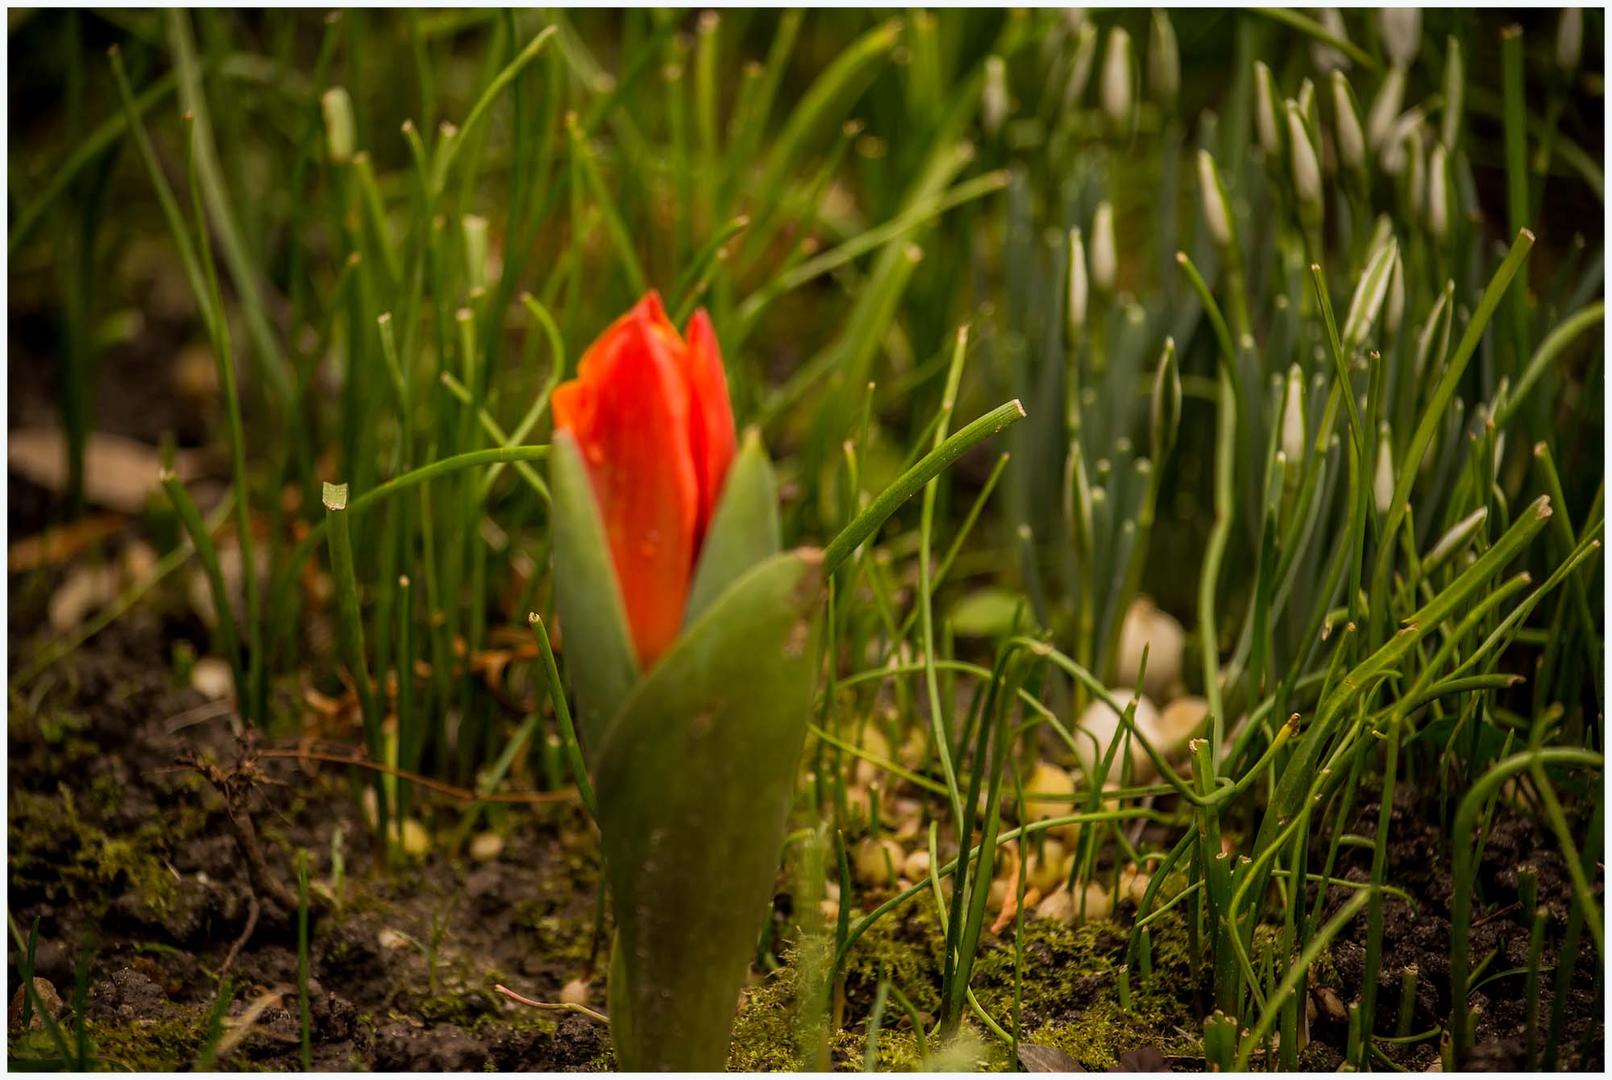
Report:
8,7,1604,1071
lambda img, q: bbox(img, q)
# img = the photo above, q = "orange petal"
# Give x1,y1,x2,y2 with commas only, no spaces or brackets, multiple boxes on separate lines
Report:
682,308,737,539
552,296,700,668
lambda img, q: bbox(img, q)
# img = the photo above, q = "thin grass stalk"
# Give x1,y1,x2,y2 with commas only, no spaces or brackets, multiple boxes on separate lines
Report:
323,482,387,847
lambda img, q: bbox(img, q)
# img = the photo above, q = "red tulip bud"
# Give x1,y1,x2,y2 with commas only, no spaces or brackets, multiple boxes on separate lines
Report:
552,292,736,667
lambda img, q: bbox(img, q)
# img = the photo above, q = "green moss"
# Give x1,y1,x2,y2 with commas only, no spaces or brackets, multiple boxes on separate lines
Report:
729,964,805,1071
80,1013,207,1071
8,784,178,918
839,898,945,1019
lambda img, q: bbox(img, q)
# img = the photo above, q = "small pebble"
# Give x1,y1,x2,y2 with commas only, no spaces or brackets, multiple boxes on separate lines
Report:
8,978,62,1032
1116,598,1185,700
902,849,931,882
190,657,235,701
469,831,504,862
559,978,590,1007
853,837,904,886
377,928,411,951
400,819,431,858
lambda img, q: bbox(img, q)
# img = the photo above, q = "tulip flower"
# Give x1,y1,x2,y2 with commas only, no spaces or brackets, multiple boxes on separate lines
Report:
552,291,736,668
548,292,823,1071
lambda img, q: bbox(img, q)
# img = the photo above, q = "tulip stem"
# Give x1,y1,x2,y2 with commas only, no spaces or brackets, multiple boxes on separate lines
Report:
823,399,1026,577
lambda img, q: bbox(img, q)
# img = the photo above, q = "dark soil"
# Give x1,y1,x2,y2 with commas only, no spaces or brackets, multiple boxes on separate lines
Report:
7,590,612,1070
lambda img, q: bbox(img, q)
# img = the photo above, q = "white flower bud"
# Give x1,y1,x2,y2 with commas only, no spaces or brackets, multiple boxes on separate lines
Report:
1197,149,1233,249
983,56,1008,136
1149,11,1179,108
1331,71,1365,174
1373,423,1395,515
1343,234,1399,351
1428,142,1450,240
1404,125,1426,222
1067,228,1089,336
1311,9,1352,74
1379,9,1422,69
1090,202,1117,292
1557,8,1583,74
1426,508,1488,569
1286,103,1322,215
1296,77,1317,135
1064,21,1099,108
322,86,355,164
1385,252,1405,337
1379,106,1424,176
1281,364,1307,463
1101,26,1134,126
1254,61,1280,156
1367,65,1406,153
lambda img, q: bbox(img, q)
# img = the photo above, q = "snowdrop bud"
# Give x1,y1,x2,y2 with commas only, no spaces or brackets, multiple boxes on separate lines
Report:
1090,202,1117,293
1331,71,1366,175
1379,9,1422,69
1149,11,1180,109
1067,228,1089,336
1311,9,1351,74
1101,26,1134,126
1404,125,1426,222
1427,142,1450,240
1296,77,1317,134
1426,507,1488,569
322,87,355,164
1197,149,1233,249
982,55,1008,135
1373,422,1395,515
1343,234,1399,351
1281,364,1307,462
1065,21,1099,108
1254,61,1280,156
1557,8,1583,74
1367,65,1406,153
1286,103,1323,221
1441,36,1465,150
1385,252,1405,337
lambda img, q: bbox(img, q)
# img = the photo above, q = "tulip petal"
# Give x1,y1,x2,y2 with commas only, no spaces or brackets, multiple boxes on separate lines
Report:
682,308,737,538
553,296,701,668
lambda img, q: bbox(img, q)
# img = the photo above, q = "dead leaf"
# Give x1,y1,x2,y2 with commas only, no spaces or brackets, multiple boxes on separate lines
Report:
8,514,125,573
1018,1043,1085,1072
1111,1046,1169,1071
8,428,205,514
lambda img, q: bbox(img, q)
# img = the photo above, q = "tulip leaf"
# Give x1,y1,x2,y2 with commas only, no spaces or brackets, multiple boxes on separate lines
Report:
593,548,823,1071
684,428,782,626
549,431,639,750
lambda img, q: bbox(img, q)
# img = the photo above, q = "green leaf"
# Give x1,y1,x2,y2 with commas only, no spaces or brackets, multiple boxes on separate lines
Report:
684,429,781,626
549,432,639,749
593,548,823,1071
948,587,1028,638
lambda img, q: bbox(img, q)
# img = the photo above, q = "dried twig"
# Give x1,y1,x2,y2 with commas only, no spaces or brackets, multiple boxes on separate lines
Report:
180,734,298,914
255,742,581,806
494,983,608,1024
